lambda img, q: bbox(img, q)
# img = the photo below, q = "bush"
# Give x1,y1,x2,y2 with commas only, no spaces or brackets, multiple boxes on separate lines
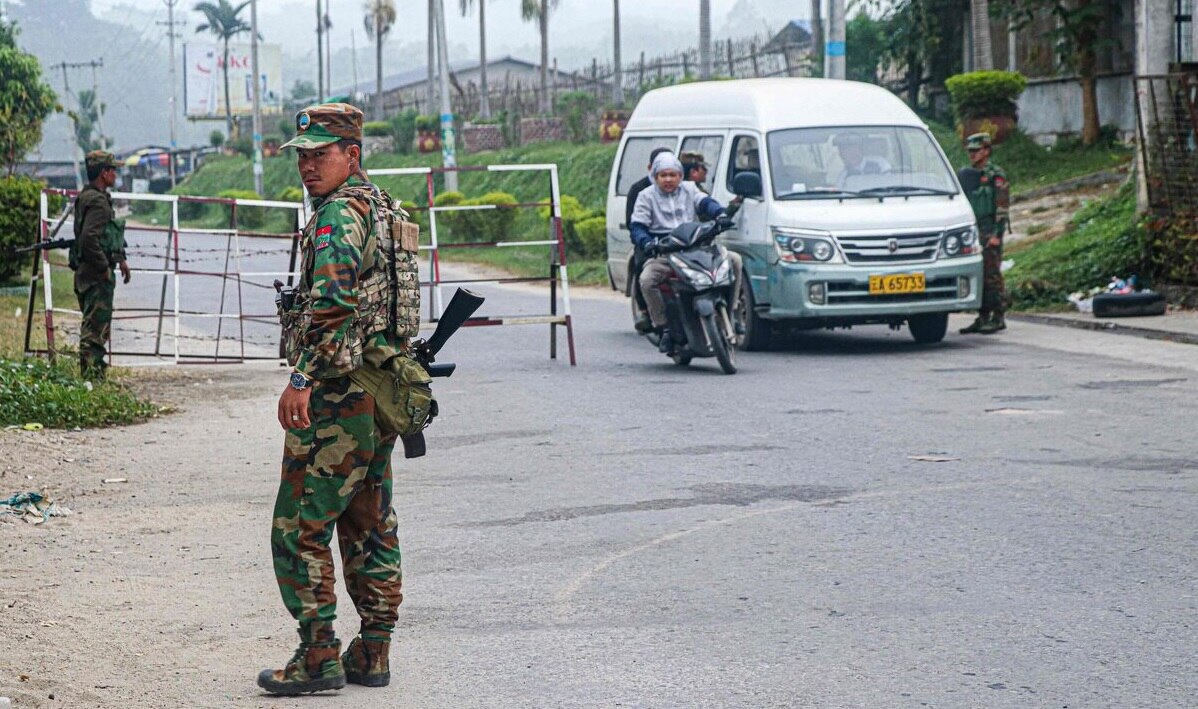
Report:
539,195,599,257
574,216,607,258
219,188,266,229
0,355,158,428
275,186,304,203
363,120,391,137
228,134,254,158
945,70,1028,120
555,91,598,144
390,110,418,154
209,130,225,148
432,191,465,240
459,192,518,243
415,115,439,132
0,175,50,283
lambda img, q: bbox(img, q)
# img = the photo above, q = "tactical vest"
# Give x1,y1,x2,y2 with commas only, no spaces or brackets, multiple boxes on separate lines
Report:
965,165,1003,235
279,181,421,372
68,210,126,272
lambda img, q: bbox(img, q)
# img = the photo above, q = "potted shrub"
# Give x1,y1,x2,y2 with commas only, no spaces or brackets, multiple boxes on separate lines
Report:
599,107,631,143
415,115,441,153
944,70,1028,145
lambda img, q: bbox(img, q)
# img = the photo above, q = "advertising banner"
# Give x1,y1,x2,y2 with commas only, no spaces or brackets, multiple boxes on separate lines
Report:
184,41,283,118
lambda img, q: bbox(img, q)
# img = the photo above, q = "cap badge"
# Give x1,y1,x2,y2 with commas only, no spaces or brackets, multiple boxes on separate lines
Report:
297,112,311,131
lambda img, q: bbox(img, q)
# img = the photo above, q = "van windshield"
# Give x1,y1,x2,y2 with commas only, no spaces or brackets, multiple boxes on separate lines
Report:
766,126,958,200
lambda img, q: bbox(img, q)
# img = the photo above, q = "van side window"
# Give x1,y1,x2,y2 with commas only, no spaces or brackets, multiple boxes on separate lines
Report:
616,136,677,195
679,135,724,193
726,136,760,192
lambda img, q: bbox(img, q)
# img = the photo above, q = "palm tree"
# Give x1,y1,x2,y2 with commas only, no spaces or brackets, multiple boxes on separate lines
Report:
460,0,491,118
971,0,993,70
520,0,559,114
363,0,397,120
699,0,711,79
194,0,252,140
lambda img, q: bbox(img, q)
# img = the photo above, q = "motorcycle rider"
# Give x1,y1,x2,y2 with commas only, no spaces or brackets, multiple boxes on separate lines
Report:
626,147,676,333
630,152,743,353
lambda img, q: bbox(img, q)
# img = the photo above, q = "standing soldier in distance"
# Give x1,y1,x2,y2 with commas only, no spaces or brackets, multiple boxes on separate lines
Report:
260,103,414,695
958,132,1010,335
72,150,131,379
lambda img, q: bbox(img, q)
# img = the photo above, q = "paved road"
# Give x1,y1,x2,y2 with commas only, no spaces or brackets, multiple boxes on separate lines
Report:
8,274,1197,708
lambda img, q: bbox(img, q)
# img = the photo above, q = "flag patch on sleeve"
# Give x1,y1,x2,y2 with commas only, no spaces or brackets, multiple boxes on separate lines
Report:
315,225,333,251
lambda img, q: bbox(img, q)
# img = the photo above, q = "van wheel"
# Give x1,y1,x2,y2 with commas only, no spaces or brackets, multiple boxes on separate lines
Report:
908,313,949,344
737,274,772,351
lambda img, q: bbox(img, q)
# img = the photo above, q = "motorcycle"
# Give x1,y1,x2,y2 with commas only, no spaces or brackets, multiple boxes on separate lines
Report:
642,216,739,375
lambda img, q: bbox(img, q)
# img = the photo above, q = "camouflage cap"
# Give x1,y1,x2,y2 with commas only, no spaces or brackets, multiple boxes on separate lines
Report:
85,150,118,169
965,132,993,150
280,102,364,149
679,151,708,168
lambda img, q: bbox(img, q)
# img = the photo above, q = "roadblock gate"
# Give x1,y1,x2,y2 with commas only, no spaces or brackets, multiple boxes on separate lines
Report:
369,163,576,366
25,163,576,366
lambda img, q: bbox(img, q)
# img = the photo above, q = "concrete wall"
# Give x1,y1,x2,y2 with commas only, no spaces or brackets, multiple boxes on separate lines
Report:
1016,73,1135,144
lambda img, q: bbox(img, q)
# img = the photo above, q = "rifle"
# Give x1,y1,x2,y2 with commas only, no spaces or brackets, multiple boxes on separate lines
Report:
399,287,485,458
13,237,75,255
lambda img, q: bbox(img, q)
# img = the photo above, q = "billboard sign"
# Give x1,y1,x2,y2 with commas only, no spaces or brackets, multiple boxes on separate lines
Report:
184,42,283,118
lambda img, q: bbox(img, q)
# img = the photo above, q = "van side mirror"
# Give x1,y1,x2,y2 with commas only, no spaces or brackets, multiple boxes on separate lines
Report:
732,172,763,199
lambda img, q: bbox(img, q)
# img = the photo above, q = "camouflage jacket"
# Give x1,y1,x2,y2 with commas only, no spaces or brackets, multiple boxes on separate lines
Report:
965,163,1010,238
293,175,406,380
73,185,123,289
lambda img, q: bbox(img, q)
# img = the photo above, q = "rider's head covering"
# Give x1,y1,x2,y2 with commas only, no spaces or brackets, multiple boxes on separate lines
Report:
651,152,685,178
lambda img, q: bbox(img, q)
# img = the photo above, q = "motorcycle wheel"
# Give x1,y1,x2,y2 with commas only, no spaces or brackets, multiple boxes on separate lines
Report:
702,312,737,375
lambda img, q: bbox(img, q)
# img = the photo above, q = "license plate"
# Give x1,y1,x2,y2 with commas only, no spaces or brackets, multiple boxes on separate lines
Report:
869,273,925,295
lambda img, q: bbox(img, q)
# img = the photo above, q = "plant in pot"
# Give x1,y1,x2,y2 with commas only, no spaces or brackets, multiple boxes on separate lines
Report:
945,70,1028,145
415,114,441,153
599,105,630,143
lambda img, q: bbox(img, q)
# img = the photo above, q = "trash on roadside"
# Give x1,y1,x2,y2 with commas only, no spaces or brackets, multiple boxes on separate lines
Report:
21,423,44,432
0,492,73,524
1000,259,1014,272
908,455,960,463
102,478,128,484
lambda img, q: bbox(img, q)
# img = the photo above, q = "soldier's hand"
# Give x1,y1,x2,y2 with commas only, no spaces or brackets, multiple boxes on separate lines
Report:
987,236,1001,248
119,260,131,284
278,384,313,430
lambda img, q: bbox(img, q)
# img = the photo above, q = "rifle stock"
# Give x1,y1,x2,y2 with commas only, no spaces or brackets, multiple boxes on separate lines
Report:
400,288,484,459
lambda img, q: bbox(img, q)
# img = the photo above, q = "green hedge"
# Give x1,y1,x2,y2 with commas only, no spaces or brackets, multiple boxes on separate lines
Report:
945,70,1028,120
575,216,607,257
0,176,59,283
363,121,391,137
459,192,519,243
276,186,305,203
218,189,266,229
539,195,600,257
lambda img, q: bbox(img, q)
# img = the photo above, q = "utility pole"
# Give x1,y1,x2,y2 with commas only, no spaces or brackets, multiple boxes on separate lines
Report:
53,61,104,189
426,0,436,115
159,0,184,186
433,0,457,191
316,0,325,99
613,0,623,106
825,0,845,80
350,27,359,102
89,59,107,150
250,0,263,196
324,0,332,94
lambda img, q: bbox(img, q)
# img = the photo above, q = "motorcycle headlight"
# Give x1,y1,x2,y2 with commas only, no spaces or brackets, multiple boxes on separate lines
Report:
671,256,713,287
714,259,733,285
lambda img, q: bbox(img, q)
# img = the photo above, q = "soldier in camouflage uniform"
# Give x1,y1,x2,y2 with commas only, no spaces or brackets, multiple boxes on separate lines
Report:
260,103,410,696
958,132,1011,335
72,150,130,379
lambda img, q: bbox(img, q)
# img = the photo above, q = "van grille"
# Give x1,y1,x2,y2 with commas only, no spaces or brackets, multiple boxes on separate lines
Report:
837,232,943,263
826,277,959,305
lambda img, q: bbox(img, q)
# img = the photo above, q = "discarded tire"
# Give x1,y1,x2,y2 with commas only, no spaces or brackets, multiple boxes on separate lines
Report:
1092,291,1166,318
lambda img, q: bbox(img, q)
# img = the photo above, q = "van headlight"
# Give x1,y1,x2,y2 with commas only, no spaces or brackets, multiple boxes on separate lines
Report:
773,228,841,264
941,225,977,257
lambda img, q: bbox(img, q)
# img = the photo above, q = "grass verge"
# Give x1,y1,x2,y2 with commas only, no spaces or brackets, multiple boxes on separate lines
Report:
1005,180,1145,310
0,354,159,428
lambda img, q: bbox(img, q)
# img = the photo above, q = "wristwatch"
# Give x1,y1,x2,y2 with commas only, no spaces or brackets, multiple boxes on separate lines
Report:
289,372,312,391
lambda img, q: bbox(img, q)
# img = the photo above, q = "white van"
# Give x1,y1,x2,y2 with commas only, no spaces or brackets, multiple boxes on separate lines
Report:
605,78,983,348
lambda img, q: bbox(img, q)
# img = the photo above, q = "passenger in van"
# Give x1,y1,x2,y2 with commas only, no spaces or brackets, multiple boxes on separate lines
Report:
832,133,892,188
680,151,710,193
631,152,743,352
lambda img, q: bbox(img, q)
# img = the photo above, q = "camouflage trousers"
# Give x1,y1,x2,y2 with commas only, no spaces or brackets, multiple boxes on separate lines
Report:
75,279,113,378
982,241,1008,316
271,375,403,643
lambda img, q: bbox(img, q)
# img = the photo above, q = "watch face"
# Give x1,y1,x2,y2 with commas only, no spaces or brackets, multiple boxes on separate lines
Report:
290,373,308,389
